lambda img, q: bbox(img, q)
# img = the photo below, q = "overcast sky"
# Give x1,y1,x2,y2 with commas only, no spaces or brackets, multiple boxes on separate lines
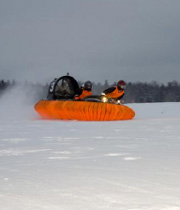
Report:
1,0,180,84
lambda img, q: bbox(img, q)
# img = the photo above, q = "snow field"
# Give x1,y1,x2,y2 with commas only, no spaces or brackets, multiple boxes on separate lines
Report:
0,102,180,210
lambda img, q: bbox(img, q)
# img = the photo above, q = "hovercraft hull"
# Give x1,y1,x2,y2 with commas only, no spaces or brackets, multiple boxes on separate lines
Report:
34,100,135,121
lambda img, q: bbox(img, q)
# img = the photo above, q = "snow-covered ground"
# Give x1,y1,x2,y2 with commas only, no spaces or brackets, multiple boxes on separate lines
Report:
0,89,180,210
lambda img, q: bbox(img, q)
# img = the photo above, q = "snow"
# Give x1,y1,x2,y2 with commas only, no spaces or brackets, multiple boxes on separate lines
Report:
0,88,180,210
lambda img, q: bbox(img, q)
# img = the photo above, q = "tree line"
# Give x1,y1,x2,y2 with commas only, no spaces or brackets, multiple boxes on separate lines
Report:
0,79,180,104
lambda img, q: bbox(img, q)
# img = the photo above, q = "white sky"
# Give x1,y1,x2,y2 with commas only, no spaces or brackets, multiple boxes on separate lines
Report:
1,0,180,84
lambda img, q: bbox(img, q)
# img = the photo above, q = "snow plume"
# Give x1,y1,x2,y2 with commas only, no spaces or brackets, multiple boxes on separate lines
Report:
0,85,38,120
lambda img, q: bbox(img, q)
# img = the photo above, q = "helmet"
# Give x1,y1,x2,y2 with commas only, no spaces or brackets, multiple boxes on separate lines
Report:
117,80,126,90
84,81,92,91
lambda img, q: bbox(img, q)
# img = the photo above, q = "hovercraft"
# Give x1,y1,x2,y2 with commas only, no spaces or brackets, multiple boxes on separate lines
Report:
34,75,135,121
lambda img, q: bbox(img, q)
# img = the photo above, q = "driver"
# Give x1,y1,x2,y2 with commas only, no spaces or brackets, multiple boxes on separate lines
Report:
74,81,93,100
101,80,126,104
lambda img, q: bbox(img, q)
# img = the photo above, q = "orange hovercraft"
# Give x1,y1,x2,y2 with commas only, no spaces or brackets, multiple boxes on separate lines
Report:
34,75,135,121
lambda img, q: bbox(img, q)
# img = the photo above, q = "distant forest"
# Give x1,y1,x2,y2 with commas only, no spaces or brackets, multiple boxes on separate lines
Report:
0,79,180,104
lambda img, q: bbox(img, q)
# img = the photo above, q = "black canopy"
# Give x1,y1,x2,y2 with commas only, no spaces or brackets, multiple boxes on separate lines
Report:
47,76,79,100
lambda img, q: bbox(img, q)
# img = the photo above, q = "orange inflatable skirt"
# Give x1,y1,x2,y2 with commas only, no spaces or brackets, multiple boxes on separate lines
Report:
34,100,135,121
